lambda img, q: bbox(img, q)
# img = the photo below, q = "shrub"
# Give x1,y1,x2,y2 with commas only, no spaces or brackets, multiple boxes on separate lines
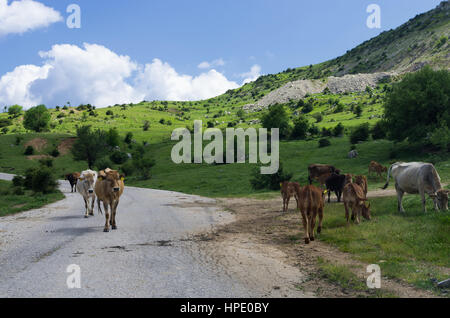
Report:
261,104,291,139
24,167,57,194
291,116,309,140
321,127,332,137
110,150,129,165
308,125,320,136
132,158,155,180
124,132,133,144
121,161,135,177
353,105,363,117
50,148,60,158
12,186,25,196
332,123,345,137
72,125,109,169
350,123,370,144
302,102,313,114
15,136,23,145
319,138,331,148
106,110,114,116
12,176,25,188
371,121,387,140
23,105,51,132
8,105,23,118
143,120,150,131
106,128,120,148
250,163,293,191
39,158,53,167
24,146,34,156
312,113,323,123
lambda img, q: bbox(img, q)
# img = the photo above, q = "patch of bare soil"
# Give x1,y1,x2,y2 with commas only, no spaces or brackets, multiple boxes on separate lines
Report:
58,138,76,156
201,196,437,298
24,138,47,152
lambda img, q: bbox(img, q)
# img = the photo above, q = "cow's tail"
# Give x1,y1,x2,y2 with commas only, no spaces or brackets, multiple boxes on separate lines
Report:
382,164,394,190
97,198,103,215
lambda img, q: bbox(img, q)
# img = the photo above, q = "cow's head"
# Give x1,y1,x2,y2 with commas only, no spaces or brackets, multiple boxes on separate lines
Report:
430,189,449,211
99,169,124,193
79,172,96,194
361,203,371,220
345,174,353,184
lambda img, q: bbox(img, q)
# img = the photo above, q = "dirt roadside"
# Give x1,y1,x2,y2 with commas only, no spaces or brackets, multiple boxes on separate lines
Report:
195,190,440,298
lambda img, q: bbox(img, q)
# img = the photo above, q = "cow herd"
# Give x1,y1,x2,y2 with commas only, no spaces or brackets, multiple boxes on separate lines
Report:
66,168,125,232
281,161,449,244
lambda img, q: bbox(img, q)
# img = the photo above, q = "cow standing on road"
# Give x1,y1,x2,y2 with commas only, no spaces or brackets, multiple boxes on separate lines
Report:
295,185,325,244
76,170,98,218
383,162,449,213
280,181,300,212
343,183,371,224
66,172,80,193
95,169,125,232
325,173,348,203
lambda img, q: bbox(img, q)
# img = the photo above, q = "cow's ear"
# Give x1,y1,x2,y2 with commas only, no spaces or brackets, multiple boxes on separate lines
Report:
120,174,125,181
98,176,103,181
79,177,84,181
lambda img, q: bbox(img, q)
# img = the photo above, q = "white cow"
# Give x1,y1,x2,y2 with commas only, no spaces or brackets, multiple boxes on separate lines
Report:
383,162,449,213
76,170,98,218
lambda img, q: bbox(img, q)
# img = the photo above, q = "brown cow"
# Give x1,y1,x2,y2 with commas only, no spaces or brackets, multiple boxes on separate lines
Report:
295,185,325,244
355,175,368,196
369,161,387,180
343,183,371,224
66,172,80,193
95,168,125,232
308,164,340,185
280,181,300,212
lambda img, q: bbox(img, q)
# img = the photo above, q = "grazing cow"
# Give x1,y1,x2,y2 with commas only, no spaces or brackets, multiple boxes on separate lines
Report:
348,150,358,159
308,164,340,185
383,162,449,213
66,172,80,193
355,175,368,196
343,183,371,224
95,168,125,232
76,170,98,218
325,173,348,203
280,181,300,212
369,161,387,180
295,185,325,244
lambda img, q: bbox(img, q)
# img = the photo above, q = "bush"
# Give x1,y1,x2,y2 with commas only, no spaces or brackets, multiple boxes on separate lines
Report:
261,104,291,139
319,138,331,148
384,66,449,144
24,146,34,155
132,158,155,180
312,113,323,123
12,186,25,196
302,102,313,114
15,136,24,145
332,123,345,137
371,121,387,140
8,105,22,118
110,150,129,165
106,110,114,116
72,125,109,169
250,163,293,191
24,167,57,194
49,148,60,158
143,120,150,131
12,176,25,188
121,161,135,177
350,123,370,144
106,128,120,148
291,116,309,140
95,157,113,171
23,105,51,132
39,158,53,167
124,132,133,144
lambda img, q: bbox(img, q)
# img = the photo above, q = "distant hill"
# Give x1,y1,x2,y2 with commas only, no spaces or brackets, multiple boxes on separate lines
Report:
209,1,449,108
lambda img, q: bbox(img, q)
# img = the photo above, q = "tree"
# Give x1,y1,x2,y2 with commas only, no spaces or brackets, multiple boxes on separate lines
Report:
23,105,50,132
384,66,449,144
261,104,291,139
71,126,109,169
291,116,309,140
8,105,23,118
350,123,370,144
332,123,345,137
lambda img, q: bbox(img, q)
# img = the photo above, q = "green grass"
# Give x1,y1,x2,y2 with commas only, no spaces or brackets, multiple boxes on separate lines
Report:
293,195,450,293
0,180,64,217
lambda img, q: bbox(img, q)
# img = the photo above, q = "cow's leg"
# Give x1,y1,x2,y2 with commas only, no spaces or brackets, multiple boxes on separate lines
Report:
282,197,286,212
301,211,309,244
309,212,316,241
344,201,350,223
328,191,331,203
83,198,89,218
395,184,405,213
103,202,110,232
419,189,428,213
317,207,324,234
286,196,290,212
89,195,95,216
337,190,342,203
111,199,119,230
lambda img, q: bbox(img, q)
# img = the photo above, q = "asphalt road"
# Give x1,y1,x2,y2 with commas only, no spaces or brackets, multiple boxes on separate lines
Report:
0,173,265,298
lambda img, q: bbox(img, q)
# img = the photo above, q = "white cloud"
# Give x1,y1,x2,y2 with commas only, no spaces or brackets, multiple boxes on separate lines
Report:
0,0,63,36
136,59,239,101
0,44,258,109
241,64,262,84
198,58,225,69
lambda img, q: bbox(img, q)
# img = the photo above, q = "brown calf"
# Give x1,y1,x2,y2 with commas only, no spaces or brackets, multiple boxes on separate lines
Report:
295,185,325,244
280,181,300,212
308,164,340,185
369,161,387,180
343,183,371,224
95,168,125,232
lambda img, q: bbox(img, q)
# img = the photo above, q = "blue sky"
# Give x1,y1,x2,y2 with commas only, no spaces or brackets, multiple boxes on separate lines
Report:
0,0,443,108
